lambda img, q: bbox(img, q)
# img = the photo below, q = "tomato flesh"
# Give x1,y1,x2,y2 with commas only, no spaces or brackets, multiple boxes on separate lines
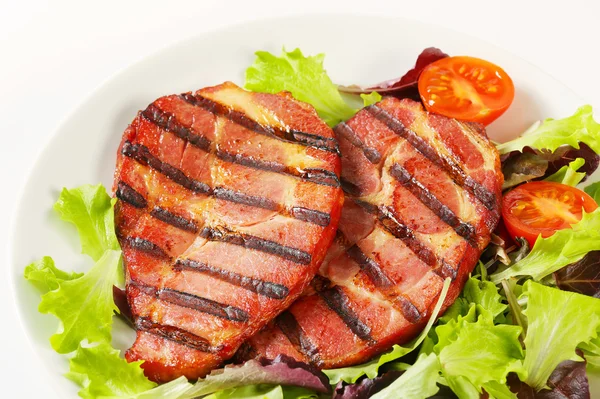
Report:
502,181,598,248
418,56,514,125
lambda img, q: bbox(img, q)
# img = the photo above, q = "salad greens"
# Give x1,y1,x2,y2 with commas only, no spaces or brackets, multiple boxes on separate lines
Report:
66,342,157,399
544,157,586,186
585,181,600,204
496,105,600,155
23,47,600,399
520,281,600,391
54,184,120,261
245,48,379,127
491,208,600,283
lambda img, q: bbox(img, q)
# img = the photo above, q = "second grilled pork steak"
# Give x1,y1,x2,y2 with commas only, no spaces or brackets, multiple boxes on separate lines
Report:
240,98,503,368
113,82,344,382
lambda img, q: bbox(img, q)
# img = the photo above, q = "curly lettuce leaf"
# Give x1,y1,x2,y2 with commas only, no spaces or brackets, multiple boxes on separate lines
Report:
491,208,600,283
244,48,357,127
66,342,158,399
520,281,600,391
496,105,600,155
54,184,119,261
323,278,450,384
369,354,440,399
431,304,524,396
544,158,586,186
580,336,600,370
24,256,82,293
508,351,591,399
585,181,600,205
38,249,122,353
462,277,507,321
360,92,382,107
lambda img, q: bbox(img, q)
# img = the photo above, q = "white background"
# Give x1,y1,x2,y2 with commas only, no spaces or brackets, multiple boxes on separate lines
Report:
2,0,600,397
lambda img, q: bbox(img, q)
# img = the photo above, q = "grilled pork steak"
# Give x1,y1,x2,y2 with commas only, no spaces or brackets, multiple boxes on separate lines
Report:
113,82,344,382
239,98,503,368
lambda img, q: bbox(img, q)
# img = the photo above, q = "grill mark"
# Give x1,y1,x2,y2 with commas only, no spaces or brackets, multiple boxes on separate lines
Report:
340,177,362,197
132,281,249,322
319,286,374,342
291,207,331,227
346,245,422,323
389,163,477,246
366,105,498,212
123,237,170,259
141,104,211,151
150,207,199,233
392,296,423,324
310,275,332,292
334,122,382,163
136,317,216,352
215,149,340,188
213,187,278,211
181,93,339,154
200,226,312,265
122,141,211,194
276,311,322,366
347,245,394,288
175,258,289,300
122,141,329,226
378,206,458,280
115,181,147,208
141,103,341,189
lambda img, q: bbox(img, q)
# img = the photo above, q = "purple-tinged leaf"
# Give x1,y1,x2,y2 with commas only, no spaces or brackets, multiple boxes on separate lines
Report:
554,250,600,298
182,354,331,398
500,144,600,191
338,47,448,100
545,143,600,183
333,371,403,399
508,351,590,398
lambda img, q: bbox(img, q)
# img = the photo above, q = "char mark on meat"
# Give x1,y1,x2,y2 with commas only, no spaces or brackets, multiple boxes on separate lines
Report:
181,92,339,154
175,259,290,299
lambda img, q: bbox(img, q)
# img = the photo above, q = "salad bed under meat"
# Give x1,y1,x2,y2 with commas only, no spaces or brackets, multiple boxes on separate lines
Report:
24,47,600,399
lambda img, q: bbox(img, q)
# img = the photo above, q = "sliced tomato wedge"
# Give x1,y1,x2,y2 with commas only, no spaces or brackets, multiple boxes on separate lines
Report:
418,56,514,125
502,181,598,248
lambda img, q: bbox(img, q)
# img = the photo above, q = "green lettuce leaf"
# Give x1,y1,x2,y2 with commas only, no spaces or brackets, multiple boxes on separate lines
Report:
584,181,600,205
496,105,600,155
360,92,382,107
482,381,518,399
520,281,600,391
24,256,82,293
491,208,600,283
323,278,451,384
435,311,524,395
369,353,440,399
580,335,600,370
66,342,158,399
38,249,122,353
245,48,357,127
462,277,507,321
544,158,586,186
54,184,119,261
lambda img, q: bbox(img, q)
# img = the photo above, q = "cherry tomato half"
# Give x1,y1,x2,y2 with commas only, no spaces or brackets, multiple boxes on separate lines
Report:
502,181,598,248
418,56,514,125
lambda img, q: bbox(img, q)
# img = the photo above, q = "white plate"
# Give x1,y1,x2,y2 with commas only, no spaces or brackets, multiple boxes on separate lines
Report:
9,14,599,398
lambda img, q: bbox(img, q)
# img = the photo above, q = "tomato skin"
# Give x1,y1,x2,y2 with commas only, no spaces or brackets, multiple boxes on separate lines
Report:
418,56,514,125
502,181,598,248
